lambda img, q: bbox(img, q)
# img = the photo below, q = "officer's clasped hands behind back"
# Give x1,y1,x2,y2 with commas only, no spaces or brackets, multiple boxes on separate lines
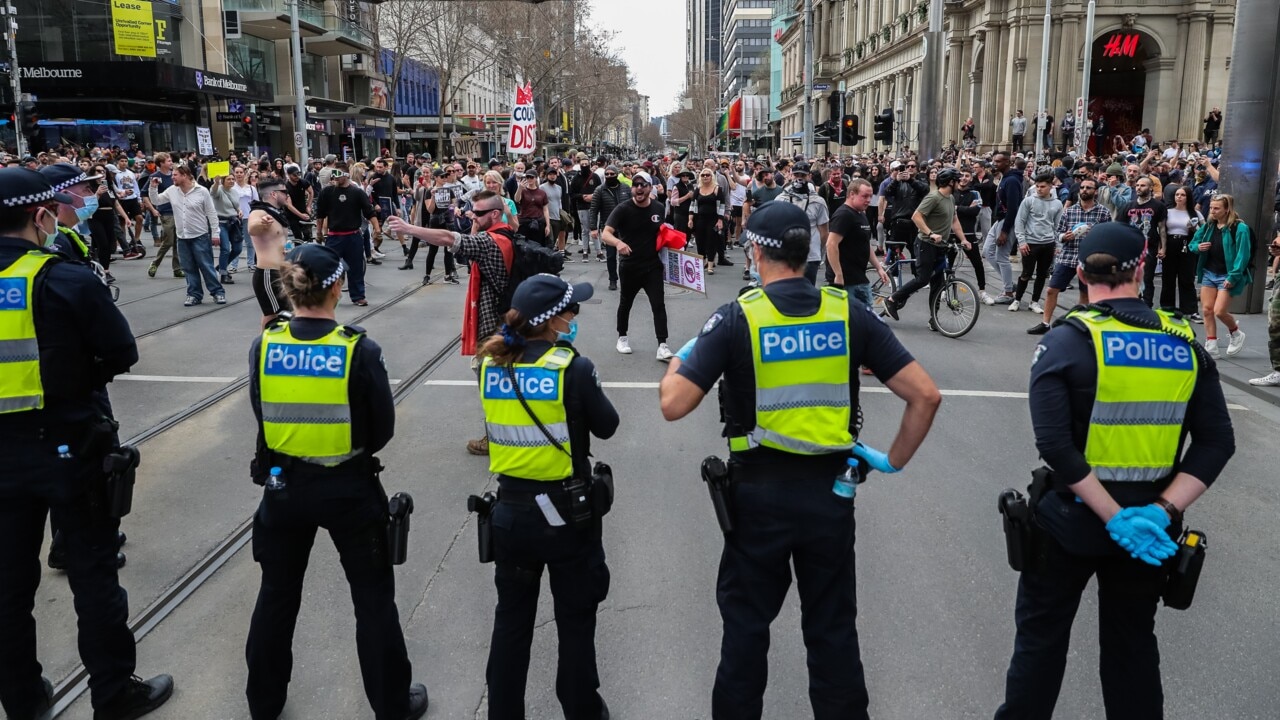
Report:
658,201,942,720
472,273,619,720
244,243,428,720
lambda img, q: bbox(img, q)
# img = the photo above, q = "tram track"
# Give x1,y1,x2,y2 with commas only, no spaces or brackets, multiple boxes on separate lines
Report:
47,282,459,716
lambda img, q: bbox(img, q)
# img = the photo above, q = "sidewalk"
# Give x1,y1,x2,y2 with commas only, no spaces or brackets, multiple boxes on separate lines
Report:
1202,306,1279,407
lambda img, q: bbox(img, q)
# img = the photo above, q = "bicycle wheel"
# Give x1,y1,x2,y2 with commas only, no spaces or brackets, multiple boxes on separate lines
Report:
870,274,898,316
931,276,980,338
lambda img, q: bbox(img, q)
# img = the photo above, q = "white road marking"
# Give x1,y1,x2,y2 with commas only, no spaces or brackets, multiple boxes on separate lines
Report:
116,374,238,383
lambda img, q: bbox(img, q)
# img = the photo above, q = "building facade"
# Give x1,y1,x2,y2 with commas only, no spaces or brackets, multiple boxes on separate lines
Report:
774,0,1236,155
721,0,772,100
687,0,723,82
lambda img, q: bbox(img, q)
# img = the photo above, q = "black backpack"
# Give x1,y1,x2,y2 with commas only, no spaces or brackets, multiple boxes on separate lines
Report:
492,228,565,314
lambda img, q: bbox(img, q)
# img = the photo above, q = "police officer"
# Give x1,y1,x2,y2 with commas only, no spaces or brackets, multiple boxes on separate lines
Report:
477,274,619,720
244,243,427,720
995,222,1235,718
38,163,129,570
657,202,942,720
0,168,173,720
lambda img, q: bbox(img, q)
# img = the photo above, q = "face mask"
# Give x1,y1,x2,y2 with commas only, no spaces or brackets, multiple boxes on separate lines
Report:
75,196,99,221
792,179,808,192
36,210,58,248
556,318,578,344
606,177,619,188
749,268,761,284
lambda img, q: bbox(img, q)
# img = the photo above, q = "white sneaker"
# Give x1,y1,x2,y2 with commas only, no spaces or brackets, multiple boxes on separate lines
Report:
656,343,674,362
979,290,995,306
1029,301,1044,314
1008,300,1021,312
616,336,633,354
1204,338,1219,357
1248,371,1280,386
1226,329,1246,357
372,250,386,259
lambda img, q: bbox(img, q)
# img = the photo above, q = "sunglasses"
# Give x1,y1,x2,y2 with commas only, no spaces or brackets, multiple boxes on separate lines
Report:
605,173,617,178
699,173,712,177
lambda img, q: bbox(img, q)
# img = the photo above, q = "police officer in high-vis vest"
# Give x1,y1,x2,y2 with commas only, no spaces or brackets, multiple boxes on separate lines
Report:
477,274,619,720
244,243,427,720
38,162,129,571
995,222,1235,718
658,202,942,720
0,168,174,720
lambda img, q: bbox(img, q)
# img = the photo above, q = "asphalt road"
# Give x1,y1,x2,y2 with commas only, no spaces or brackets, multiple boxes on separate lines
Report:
36,243,1280,719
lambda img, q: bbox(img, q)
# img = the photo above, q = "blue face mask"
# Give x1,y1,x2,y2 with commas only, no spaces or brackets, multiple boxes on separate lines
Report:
37,210,59,248
749,268,761,284
74,196,99,221
556,318,578,344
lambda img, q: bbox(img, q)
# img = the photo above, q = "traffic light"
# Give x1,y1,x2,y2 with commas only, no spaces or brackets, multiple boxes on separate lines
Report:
255,110,269,128
19,99,42,152
241,113,256,140
839,114,864,145
873,109,894,146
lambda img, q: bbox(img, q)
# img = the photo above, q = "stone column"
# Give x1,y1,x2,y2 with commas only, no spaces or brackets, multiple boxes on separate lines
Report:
1177,13,1210,141
1205,13,1234,117
947,36,966,144
981,23,1005,149
1055,14,1080,123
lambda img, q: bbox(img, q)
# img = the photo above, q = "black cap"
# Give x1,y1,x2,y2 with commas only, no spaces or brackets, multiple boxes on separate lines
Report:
741,201,809,250
488,158,503,167
792,163,811,175
0,167,75,208
1078,222,1147,275
523,170,537,178
38,163,102,195
285,243,347,288
432,168,446,177
510,274,594,325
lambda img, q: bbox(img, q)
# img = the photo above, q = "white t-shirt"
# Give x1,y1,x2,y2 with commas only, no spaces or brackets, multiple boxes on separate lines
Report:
234,183,258,217
114,169,139,200
729,182,747,208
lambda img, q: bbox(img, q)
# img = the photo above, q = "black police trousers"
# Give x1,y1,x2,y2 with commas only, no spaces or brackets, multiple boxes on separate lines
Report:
995,527,1167,720
486,483,610,720
713,472,869,720
245,475,411,720
0,488,135,717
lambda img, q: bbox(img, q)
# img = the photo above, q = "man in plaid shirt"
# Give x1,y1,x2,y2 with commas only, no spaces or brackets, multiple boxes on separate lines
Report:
385,190,513,454
1028,176,1111,335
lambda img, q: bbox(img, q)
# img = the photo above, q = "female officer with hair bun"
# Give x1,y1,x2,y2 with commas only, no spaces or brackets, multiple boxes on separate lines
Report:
244,243,427,720
477,273,619,720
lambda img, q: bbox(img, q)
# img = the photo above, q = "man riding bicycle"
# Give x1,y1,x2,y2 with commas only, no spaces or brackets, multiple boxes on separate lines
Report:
884,168,971,321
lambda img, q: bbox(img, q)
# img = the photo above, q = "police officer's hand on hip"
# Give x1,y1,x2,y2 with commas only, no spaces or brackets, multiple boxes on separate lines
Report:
658,201,942,720
0,167,174,720
994,222,1235,719
475,273,619,720
245,243,428,720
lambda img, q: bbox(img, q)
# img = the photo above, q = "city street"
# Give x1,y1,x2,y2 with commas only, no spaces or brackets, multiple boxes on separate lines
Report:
30,248,1280,719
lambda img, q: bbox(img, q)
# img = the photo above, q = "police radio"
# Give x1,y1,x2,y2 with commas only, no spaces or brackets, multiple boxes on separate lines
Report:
1162,529,1206,610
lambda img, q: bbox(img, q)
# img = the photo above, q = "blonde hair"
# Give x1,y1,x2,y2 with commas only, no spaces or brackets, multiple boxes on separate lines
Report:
1210,193,1240,228
278,260,338,309
484,170,506,195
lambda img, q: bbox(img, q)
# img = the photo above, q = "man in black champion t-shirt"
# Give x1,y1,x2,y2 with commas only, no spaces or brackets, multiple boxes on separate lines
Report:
825,178,890,306
602,175,674,361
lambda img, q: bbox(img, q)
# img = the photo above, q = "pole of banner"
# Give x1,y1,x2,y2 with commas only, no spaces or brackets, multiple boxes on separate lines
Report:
1077,0,1095,157
801,0,814,158
1034,0,1051,160
917,0,944,159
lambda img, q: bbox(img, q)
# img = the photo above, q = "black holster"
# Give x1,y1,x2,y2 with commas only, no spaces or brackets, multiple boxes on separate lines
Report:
591,462,615,518
1163,529,1207,610
467,492,497,564
701,455,734,534
564,476,593,530
386,492,414,566
997,488,1033,572
101,446,141,519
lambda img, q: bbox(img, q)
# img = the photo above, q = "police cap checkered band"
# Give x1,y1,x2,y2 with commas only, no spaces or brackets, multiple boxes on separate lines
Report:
0,167,75,207
285,243,346,287
1077,222,1147,274
742,201,810,250
741,228,783,248
511,274,595,326
38,163,102,194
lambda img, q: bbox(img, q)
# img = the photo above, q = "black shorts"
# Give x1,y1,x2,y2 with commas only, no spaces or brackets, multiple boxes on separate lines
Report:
253,268,291,317
121,199,142,217
1048,262,1076,291
731,206,743,219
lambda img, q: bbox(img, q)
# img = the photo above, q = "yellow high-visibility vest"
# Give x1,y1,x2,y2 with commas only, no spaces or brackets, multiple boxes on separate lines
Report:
481,346,575,481
258,322,362,466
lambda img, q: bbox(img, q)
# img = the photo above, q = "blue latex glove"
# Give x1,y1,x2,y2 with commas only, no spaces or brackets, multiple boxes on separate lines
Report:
1105,509,1178,566
851,442,899,474
675,337,698,362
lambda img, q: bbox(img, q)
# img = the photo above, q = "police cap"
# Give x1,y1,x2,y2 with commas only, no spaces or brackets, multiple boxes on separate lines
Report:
1078,222,1147,275
38,163,102,197
741,200,809,251
511,274,594,326
0,167,75,208
286,243,347,288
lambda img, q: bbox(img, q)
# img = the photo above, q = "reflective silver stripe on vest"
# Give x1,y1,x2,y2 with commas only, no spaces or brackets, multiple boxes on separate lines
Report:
486,421,570,448
0,338,39,364
1093,465,1174,482
260,401,351,424
1090,400,1187,427
743,427,853,455
756,383,850,413
0,394,41,413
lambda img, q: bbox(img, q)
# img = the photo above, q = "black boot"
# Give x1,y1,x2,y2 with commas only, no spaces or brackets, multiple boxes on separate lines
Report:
93,674,174,720
404,682,429,720
398,261,413,270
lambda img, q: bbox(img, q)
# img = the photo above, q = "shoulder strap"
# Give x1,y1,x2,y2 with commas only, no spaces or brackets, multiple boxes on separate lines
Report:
505,363,572,457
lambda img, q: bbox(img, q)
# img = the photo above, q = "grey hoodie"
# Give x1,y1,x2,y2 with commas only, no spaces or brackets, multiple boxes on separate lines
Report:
1014,193,1063,246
